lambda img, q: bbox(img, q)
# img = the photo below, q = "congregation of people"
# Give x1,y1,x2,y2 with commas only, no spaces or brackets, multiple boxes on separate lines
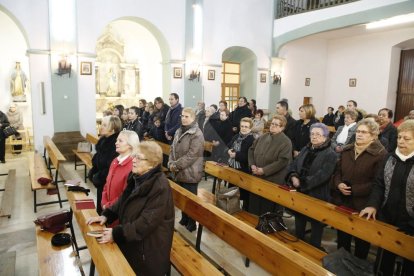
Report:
37,93,413,275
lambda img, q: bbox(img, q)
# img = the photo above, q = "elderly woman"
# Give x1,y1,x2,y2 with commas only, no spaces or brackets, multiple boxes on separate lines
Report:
378,108,398,152
251,109,266,139
168,107,204,232
248,115,292,215
292,104,319,157
101,130,139,215
88,115,122,214
331,109,358,154
227,117,255,209
360,120,414,276
87,141,174,275
332,119,386,259
7,104,23,130
287,123,337,248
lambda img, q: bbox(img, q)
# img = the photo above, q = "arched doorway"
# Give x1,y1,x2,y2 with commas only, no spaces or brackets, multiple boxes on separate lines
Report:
222,47,257,111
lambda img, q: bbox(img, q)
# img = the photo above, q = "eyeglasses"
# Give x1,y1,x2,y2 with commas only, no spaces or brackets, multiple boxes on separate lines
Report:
356,130,371,135
132,154,148,161
270,123,281,127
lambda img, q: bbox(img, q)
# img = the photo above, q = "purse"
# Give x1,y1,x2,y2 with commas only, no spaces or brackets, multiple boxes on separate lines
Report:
77,141,91,153
3,126,17,138
215,186,241,214
34,209,72,233
256,211,288,234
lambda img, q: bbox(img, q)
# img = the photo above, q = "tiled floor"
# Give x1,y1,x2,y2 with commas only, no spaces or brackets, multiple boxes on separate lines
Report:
0,151,378,275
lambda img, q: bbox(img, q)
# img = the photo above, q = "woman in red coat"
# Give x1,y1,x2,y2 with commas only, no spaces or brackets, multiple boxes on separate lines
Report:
101,130,139,217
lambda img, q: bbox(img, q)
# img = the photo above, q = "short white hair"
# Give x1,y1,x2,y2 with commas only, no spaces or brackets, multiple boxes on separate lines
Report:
118,130,139,150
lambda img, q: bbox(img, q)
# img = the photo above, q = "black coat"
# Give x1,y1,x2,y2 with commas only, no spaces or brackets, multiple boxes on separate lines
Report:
334,111,344,130
103,168,174,275
322,113,335,126
379,122,397,153
149,125,169,144
227,133,255,173
211,119,233,163
287,139,337,202
292,118,319,152
89,132,119,188
153,104,170,125
0,111,10,140
230,105,252,133
284,113,296,142
125,119,144,141
165,103,183,137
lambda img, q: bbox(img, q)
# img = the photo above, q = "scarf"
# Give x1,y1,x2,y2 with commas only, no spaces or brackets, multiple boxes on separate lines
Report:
181,120,196,133
354,141,372,160
228,133,251,169
395,148,414,162
132,165,161,193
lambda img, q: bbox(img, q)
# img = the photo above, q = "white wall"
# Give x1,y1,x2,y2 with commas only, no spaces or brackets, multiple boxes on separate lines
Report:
279,38,328,119
202,0,274,108
279,26,414,119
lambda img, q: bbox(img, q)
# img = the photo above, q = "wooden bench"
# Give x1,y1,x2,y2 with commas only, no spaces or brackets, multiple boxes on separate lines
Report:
204,161,414,262
29,152,65,212
197,188,326,266
0,169,16,218
170,180,332,275
72,133,99,182
171,232,223,275
35,225,83,276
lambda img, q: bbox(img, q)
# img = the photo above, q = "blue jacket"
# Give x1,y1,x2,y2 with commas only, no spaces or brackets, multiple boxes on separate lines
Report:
164,103,183,137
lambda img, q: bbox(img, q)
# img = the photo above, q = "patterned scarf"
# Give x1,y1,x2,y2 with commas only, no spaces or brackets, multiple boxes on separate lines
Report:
228,133,251,169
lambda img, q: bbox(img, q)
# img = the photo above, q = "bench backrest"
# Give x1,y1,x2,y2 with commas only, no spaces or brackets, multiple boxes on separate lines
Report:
169,180,332,275
86,133,99,145
43,136,66,169
204,161,414,261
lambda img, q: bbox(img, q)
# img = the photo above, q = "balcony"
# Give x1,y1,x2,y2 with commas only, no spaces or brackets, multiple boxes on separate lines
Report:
276,0,360,19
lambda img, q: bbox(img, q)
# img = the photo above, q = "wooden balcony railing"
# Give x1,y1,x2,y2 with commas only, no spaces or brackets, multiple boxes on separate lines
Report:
276,0,359,19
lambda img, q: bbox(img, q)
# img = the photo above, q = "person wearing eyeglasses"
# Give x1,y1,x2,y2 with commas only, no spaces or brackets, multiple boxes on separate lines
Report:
332,119,386,260
286,123,337,248
360,120,414,276
87,141,174,276
168,107,204,232
248,115,292,215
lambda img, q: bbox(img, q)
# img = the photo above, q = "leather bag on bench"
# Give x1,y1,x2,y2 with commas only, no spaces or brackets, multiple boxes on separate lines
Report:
34,210,72,233
215,186,241,214
77,141,91,153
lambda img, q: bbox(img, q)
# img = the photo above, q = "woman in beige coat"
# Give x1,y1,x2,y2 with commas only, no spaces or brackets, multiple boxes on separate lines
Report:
168,107,204,232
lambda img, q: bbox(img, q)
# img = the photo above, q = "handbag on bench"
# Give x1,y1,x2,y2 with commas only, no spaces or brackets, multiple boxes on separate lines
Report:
34,209,72,233
256,211,288,234
77,141,91,153
215,186,241,214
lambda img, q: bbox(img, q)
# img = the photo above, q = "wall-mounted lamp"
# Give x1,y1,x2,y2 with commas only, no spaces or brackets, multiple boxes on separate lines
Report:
189,69,200,82
56,55,72,77
272,73,281,85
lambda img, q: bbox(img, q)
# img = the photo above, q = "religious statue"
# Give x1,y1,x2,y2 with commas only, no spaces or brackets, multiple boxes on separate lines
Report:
10,62,28,102
106,67,119,96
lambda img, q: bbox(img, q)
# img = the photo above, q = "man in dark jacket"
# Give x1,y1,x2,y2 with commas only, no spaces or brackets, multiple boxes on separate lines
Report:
230,97,252,134
322,107,335,126
276,100,296,142
164,93,183,144
0,111,10,163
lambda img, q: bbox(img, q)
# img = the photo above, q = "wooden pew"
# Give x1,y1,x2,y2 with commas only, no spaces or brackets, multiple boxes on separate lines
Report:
170,180,332,275
204,161,414,261
29,152,63,212
72,133,99,182
196,188,326,266
43,136,66,169
171,232,223,275
0,169,16,218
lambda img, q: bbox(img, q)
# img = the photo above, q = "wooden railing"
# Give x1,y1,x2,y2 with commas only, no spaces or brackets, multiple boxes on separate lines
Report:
276,0,359,19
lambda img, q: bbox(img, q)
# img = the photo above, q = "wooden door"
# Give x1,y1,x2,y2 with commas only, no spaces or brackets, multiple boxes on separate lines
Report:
395,49,414,121
222,62,240,112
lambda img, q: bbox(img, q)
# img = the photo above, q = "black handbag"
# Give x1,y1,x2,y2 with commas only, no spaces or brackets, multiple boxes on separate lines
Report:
3,126,17,138
256,211,288,234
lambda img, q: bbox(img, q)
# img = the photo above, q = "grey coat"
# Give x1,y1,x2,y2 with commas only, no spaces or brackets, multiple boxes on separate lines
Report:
168,123,205,183
331,124,357,150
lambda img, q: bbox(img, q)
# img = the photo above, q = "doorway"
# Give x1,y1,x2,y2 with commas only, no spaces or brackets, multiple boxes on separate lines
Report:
395,49,414,121
222,62,240,111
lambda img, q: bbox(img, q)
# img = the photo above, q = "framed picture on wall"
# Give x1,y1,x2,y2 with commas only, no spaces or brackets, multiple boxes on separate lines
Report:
260,73,266,83
349,78,357,87
173,67,182,79
305,78,311,86
208,70,215,80
80,62,92,75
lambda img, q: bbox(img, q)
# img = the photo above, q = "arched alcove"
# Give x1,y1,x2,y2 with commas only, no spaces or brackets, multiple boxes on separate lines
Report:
94,18,170,117
0,7,33,132
222,46,257,104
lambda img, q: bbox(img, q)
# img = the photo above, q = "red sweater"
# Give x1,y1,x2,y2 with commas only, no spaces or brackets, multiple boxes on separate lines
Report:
101,156,133,209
